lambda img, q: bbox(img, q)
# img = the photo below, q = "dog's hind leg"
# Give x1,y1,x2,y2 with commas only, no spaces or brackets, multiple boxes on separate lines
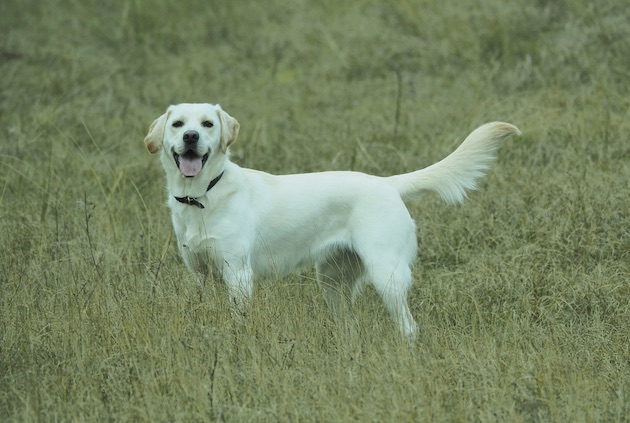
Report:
315,248,364,323
366,259,417,339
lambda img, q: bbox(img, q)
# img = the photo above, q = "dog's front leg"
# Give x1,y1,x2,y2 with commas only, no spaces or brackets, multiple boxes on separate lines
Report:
222,259,253,318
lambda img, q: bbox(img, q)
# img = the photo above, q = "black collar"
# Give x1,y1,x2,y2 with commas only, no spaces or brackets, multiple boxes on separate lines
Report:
174,171,224,209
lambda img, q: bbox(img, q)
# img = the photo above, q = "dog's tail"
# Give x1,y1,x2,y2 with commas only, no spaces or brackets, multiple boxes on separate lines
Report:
387,122,521,204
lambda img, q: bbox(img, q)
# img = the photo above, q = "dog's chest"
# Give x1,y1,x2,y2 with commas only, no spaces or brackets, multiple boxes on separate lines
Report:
171,208,219,252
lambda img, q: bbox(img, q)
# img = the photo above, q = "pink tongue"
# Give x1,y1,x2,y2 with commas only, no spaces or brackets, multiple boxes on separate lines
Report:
179,156,203,177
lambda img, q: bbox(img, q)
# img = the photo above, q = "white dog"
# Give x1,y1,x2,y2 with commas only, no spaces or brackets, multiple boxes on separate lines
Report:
144,103,519,338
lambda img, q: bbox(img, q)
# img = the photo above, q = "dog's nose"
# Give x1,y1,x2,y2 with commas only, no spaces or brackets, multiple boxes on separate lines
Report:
183,130,199,144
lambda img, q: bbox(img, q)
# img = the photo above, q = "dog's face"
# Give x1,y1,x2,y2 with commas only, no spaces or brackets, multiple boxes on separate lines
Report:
144,103,239,178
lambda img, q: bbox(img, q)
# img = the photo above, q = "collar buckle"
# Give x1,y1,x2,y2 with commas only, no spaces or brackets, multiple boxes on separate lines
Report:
174,171,224,209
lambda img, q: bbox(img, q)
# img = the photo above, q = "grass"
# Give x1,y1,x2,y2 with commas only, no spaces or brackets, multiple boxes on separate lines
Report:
1,0,629,421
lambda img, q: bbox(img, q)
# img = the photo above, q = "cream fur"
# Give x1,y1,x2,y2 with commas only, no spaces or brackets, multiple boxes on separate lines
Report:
145,103,520,338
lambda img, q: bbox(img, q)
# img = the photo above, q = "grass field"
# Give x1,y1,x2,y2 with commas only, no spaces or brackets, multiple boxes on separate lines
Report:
1,0,629,421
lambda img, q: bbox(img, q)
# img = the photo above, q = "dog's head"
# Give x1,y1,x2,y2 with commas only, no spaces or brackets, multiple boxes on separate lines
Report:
144,103,240,178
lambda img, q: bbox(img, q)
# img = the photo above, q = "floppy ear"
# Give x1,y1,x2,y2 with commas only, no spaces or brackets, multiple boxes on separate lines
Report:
144,109,171,154
217,105,240,154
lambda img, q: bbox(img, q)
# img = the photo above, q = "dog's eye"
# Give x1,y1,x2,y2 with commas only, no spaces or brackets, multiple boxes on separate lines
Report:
172,121,184,128
202,121,214,128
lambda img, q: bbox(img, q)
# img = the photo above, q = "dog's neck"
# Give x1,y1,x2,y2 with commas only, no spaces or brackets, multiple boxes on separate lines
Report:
173,171,224,209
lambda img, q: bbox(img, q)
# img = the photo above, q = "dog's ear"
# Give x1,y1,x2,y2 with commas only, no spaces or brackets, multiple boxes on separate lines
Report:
144,109,171,154
217,105,240,154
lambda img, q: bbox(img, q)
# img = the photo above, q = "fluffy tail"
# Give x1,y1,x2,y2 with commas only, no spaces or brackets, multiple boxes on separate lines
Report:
387,122,521,204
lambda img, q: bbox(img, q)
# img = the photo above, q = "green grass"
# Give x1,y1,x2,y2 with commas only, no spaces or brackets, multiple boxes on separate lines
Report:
1,0,629,421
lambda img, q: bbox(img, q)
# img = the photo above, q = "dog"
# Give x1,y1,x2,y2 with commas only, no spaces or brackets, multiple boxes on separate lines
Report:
144,103,520,338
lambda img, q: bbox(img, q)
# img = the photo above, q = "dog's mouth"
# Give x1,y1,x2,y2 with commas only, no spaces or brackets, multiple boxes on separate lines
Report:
173,150,210,177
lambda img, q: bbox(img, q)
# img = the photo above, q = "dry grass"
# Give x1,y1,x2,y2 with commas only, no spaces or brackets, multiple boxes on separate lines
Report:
1,0,629,421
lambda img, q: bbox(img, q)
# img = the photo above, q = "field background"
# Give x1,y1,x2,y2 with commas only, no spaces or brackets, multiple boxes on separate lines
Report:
1,0,629,421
